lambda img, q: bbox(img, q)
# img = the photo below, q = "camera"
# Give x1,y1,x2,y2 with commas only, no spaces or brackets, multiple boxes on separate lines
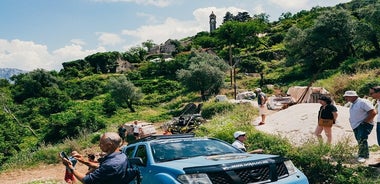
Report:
60,151,69,159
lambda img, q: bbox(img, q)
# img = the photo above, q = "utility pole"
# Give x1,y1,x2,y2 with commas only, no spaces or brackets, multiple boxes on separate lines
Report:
233,56,241,100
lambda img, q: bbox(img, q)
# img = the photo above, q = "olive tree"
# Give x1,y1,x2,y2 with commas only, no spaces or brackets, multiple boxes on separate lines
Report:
285,9,356,72
107,75,142,112
177,52,228,101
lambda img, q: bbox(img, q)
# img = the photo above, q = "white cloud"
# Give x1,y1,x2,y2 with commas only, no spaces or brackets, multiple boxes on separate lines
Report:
193,7,248,29
121,6,249,49
269,0,308,10
121,17,202,48
0,39,52,71
0,39,105,71
136,12,160,24
52,44,106,70
92,0,176,7
96,32,125,46
70,39,86,46
252,4,265,15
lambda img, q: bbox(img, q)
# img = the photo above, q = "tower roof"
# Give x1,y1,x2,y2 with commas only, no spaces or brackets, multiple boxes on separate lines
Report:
209,11,216,18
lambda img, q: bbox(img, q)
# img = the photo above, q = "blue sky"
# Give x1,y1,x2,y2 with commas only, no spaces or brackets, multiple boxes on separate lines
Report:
0,0,351,71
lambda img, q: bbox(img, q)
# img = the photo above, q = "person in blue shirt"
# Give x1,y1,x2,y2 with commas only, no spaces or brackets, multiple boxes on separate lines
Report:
61,132,130,184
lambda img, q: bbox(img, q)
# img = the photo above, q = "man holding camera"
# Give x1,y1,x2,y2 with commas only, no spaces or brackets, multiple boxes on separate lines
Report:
60,132,129,184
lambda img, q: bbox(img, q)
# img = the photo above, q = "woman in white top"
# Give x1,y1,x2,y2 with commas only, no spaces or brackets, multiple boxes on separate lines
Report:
132,120,142,140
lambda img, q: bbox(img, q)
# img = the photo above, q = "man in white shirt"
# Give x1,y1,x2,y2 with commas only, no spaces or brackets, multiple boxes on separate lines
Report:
232,131,263,154
344,90,376,163
131,120,142,140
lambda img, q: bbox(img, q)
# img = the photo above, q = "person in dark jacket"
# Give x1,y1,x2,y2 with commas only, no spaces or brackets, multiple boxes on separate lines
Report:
60,132,130,184
313,95,338,144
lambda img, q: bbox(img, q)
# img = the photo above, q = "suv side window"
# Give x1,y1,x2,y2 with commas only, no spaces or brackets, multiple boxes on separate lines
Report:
136,145,148,166
124,146,135,158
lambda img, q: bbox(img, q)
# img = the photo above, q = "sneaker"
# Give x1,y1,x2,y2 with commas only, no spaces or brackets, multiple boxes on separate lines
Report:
258,122,265,126
357,157,366,163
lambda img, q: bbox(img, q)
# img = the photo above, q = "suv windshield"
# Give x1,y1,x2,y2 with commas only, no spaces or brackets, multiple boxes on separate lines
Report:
150,138,241,162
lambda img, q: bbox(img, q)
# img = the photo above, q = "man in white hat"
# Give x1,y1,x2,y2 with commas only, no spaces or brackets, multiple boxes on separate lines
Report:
232,131,263,154
344,90,376,163
255,88,267,126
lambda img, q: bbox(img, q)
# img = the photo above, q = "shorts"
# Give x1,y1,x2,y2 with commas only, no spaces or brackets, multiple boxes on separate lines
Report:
259,105,267,115
133,133,139,137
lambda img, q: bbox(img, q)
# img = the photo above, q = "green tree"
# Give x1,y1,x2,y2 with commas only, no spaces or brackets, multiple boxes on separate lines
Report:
44,102,106,143
285,9,355,72
142,39,156,53
238,56,266,86
130,46,148,62
0,111,22,166
63,78,104,100
177,52,228,101
223,12,234,23
252,13,270,23
215,20,267,86
192,32,219,48
284,26,306,66
60,59,93,78
0,90,35,166
234,12,252,22
85,51,121,73
11,69,61,103
353,3,380,56
107,76,142,112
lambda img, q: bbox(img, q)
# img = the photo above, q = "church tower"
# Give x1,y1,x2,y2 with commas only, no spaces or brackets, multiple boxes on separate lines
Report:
209,11,216,32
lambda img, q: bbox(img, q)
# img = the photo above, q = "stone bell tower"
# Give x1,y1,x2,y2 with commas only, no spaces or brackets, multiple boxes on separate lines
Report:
209,11,216,32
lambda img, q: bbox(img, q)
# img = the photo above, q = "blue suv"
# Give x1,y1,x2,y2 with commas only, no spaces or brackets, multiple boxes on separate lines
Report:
122,134,308,184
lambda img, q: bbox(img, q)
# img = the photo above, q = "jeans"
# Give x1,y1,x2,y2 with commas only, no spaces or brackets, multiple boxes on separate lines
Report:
353,122,374,158
377,122,380,145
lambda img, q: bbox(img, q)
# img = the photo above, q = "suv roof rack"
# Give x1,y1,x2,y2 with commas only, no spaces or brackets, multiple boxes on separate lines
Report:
131,133,196,143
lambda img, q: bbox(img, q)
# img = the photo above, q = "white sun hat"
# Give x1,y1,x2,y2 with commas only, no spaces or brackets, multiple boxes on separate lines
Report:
343,90,358,97
233,131,246,138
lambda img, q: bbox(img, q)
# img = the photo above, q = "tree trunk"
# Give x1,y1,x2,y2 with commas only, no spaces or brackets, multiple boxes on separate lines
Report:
259,72,264,88
127,101,135,112
229,45,233,87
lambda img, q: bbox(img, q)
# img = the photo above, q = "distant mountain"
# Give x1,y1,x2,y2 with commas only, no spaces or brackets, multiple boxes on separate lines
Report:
0,68,28,80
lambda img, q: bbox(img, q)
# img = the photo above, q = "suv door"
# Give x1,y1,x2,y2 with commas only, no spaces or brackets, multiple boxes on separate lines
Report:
135,145,148,166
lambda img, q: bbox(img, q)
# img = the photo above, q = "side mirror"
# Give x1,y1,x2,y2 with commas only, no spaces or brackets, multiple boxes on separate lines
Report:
128,157,144,166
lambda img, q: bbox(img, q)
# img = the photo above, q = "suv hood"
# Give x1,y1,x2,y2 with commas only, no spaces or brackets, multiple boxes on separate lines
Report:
156,153,279,170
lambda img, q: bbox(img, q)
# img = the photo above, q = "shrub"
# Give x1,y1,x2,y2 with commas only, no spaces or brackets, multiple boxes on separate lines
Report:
200,101,235,119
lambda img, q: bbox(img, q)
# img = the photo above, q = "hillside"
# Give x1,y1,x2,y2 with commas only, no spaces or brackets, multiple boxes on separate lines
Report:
1,1,380,182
